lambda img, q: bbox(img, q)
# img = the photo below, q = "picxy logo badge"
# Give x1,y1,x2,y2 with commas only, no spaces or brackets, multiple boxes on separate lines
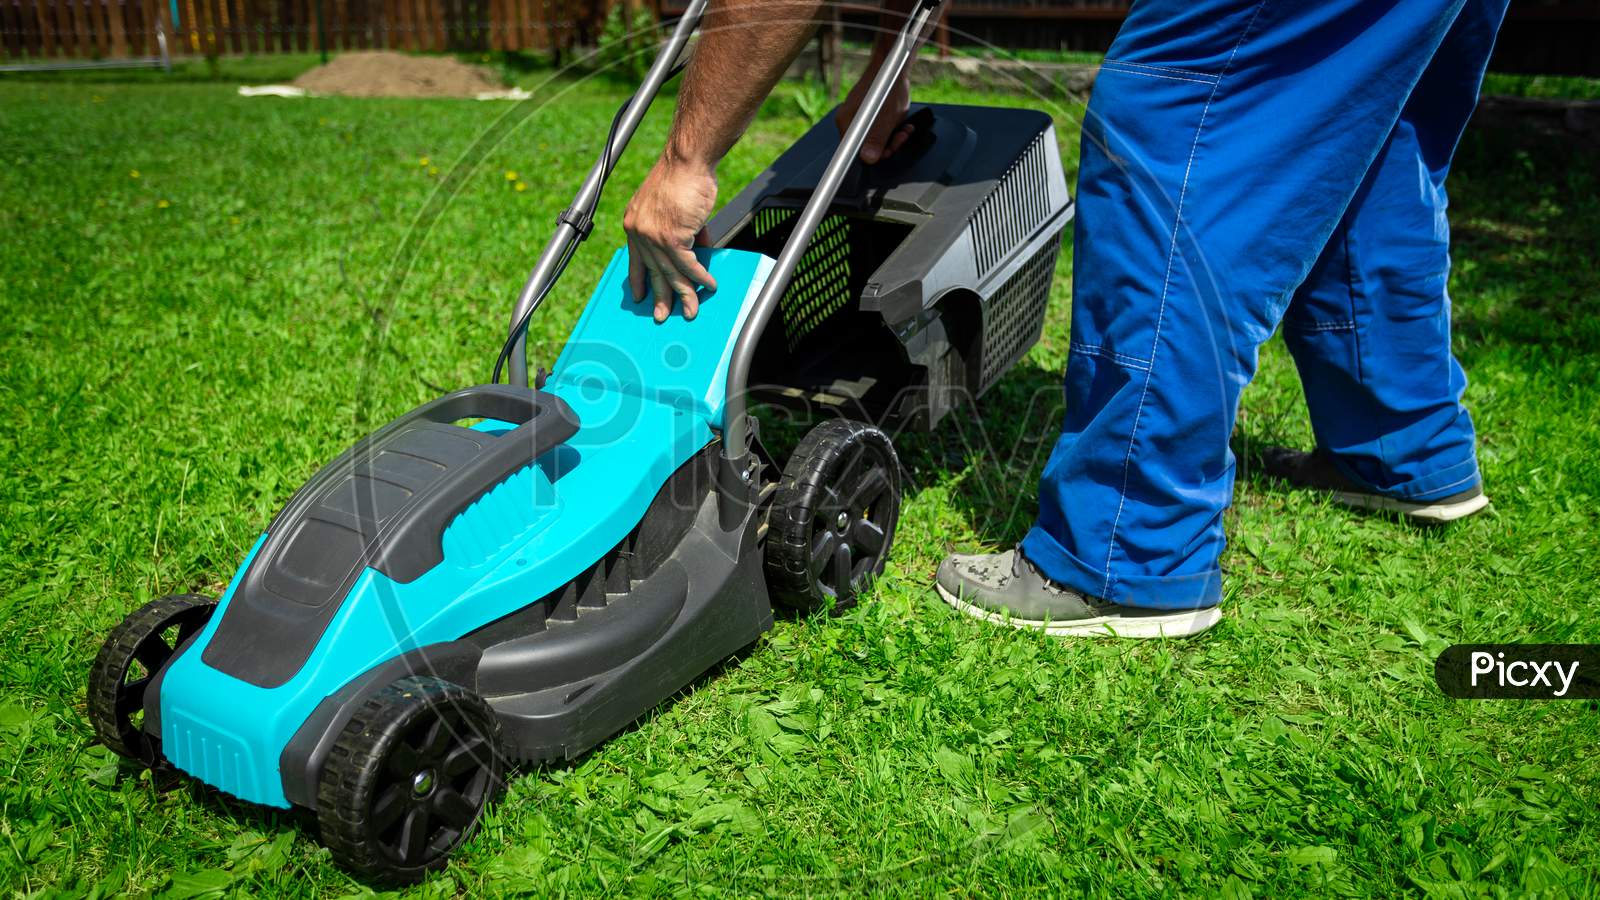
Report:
1435,645,1599,700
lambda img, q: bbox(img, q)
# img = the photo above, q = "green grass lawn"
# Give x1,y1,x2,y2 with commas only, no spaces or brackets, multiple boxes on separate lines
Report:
1,60,1598,898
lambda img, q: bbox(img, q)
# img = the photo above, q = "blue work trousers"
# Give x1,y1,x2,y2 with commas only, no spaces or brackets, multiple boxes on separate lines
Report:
1022,0,1508,609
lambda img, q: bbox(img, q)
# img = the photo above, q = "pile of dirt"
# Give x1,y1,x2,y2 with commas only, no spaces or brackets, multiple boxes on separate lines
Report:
291,51,504,98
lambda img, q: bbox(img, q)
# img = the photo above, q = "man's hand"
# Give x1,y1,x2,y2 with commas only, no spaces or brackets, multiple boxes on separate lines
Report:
834,0,920,164
835,49,914,164
622,156,719,323
617,0,831,323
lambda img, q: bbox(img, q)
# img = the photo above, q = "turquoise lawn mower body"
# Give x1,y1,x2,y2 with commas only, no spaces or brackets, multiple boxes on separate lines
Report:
87,0,1066,884
91,236,906,884
155,246,776,811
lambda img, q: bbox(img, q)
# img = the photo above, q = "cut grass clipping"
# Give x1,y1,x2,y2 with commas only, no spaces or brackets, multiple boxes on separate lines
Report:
1,62,1597,897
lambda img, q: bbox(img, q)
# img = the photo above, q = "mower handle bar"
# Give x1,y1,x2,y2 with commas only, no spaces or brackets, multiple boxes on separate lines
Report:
504,0,710,386
720,0,944,471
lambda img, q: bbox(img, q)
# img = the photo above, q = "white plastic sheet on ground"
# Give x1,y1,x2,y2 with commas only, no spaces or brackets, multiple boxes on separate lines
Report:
236,84,532,101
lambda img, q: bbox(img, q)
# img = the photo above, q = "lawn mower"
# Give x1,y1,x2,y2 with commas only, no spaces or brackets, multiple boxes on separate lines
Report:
86,0,1070,882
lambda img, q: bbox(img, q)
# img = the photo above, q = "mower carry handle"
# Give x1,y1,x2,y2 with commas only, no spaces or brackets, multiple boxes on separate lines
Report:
407,383,570,429
366,385,580,582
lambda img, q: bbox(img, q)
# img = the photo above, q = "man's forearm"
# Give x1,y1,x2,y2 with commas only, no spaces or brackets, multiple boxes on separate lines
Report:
664,0,922,171
664,0,827,170
622,0,921,320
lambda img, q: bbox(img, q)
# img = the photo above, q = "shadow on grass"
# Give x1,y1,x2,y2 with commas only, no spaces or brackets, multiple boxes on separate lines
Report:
188,781,320,839
1446,122,1600,362
897,365,1066,550
745,360,1066,554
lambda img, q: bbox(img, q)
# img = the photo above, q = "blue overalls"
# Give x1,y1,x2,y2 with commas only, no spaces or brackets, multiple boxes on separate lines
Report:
1021,0,1509,610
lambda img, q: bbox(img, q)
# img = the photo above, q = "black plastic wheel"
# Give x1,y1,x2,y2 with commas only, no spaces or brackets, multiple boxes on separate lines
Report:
317,676,504,884
765,418,902,613
87,593,216,765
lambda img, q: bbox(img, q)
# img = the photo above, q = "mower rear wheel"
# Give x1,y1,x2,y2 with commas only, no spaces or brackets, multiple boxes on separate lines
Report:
87,593,216,766
317,676,505,884
765,418,902,613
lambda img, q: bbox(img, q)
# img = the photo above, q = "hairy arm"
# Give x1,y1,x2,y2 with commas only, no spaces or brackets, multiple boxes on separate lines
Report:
623,0,923,322
668,0,829,173
622,0,826,322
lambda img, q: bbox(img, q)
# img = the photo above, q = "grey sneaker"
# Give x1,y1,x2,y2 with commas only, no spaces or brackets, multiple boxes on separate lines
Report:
935,549,1222,639
1254,446,1488,524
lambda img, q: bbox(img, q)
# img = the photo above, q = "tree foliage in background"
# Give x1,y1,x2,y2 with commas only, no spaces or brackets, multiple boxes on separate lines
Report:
595,3,661,81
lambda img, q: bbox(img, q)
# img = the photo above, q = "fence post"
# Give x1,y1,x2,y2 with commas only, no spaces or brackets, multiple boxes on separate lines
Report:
34,0,57,57
182,0,196,53
67,0,87,59
53,0,70,57
91,0,108,57
228,0,244,53
1,2,16,60
108,0,130,56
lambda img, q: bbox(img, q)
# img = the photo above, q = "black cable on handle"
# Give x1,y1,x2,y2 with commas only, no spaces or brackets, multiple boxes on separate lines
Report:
491,59,690,385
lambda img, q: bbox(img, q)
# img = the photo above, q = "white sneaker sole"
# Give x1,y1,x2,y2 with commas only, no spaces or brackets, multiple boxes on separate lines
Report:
1332,489,1490,524
936,585,1222,639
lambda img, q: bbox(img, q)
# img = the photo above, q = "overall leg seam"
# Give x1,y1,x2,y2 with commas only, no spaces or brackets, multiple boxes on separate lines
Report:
1101,58,1222,81
1099,63,1220,86
1100,0,1271,601
1069,341,1154,371
1284,318,1358,333
1343,205,1395,473
1417,469,1479,496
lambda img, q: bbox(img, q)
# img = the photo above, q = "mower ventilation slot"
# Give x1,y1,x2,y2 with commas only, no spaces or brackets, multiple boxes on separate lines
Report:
780,214,853,350
726,207,912,352
164,708,266,803
968,130,1053,276
979,235,1061,391
750,206,791,238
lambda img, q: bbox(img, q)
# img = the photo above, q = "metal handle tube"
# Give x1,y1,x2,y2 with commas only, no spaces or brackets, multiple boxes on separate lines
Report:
721,0,942,461
506,0,709,386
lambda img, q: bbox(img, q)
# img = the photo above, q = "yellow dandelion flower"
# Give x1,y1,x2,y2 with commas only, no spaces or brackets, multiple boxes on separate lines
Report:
419,156,430,167
157,199,170,209
429,166,440,176
129,169,140,179
515,181,527,193
504,170,518,181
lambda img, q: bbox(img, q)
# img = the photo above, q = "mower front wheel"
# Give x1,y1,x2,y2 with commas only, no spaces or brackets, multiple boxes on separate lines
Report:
765,418,902,613
87,593,217,766
317,676,505,884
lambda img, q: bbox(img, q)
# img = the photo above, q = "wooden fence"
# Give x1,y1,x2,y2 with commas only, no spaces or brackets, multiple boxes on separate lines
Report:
0,0,634,60
2,0,1597,77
